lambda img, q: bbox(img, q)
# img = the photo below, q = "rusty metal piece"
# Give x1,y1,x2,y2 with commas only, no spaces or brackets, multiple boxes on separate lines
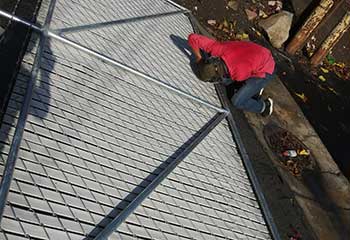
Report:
286,0,334,55
311,11,350,66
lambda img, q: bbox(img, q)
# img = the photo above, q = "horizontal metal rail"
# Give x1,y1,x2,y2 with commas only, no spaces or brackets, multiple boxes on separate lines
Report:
0,9,228,114
93,111,228,240
0,9,41,31
0,0,57,222
54,9,189,34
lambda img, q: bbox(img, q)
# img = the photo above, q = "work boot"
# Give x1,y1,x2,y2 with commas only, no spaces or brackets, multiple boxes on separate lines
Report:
261,97,273,117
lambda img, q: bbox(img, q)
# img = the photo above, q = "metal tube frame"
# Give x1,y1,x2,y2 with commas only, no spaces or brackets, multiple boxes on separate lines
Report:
0,1,229,237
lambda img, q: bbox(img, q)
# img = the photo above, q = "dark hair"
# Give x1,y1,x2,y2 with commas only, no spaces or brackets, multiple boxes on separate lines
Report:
197,57,226,82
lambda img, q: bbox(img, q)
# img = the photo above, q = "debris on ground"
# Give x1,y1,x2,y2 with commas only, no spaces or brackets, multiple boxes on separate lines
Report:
227,0,239,11
268,0,283,12
322,60,350,81
295,92,308,103
326,54,336,65
205,17,237,41
258,9,269,19
305,35,317,57
264,124,314,177
287,225,302,240
318,75,326,82
245,8,258,21
251,27,262,37
320,67,329,73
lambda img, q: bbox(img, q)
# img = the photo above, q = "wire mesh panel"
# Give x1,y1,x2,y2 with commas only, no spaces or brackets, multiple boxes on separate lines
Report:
50,0,218,105
0,0,271,239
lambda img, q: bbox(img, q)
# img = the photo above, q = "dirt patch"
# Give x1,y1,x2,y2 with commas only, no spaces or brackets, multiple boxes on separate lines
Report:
264,122,315,177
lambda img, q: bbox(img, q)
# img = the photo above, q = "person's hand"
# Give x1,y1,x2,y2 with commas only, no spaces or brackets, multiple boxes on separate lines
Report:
192,48,202,63
195,55,202,63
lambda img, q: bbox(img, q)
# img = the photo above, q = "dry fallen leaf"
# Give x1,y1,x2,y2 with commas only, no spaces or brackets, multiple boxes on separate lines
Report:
328,87,339,95
295,92,308,103
320,67,329,73
318,75,326,82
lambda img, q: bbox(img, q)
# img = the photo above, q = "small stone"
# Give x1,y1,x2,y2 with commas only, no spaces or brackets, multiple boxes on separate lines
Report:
207,19,216,26
259,11,293,48
227,0,239,11
245,9,258,21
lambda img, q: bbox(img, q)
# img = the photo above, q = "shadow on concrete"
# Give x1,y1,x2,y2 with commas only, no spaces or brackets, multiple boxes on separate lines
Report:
301,168,350,238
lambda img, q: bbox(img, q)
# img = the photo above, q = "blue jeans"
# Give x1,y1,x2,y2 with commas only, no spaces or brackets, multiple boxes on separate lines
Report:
225,71,275,113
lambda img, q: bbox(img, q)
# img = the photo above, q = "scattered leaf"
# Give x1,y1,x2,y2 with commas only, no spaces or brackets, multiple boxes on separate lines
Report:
335,71,343,78
320,67,329,73
227,0,239,11
251,27,262,36
317,84,327,91
235,32,249,40
245,9,257,21
295,92,308,103
328,87,339,95
223,19,229,28
242,33,249,39
318,75,326,82
259,10,268,18
335,62,345,68
326,54,335,65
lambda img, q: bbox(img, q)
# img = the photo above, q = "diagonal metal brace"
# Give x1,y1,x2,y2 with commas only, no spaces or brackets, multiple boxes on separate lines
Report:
93,111,228,240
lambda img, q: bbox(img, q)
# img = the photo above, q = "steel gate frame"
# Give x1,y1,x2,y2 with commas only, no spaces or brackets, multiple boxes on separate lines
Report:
0,1,229,239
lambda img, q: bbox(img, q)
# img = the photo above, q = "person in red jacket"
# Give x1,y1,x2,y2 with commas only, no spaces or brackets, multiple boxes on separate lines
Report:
188,33,276,116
